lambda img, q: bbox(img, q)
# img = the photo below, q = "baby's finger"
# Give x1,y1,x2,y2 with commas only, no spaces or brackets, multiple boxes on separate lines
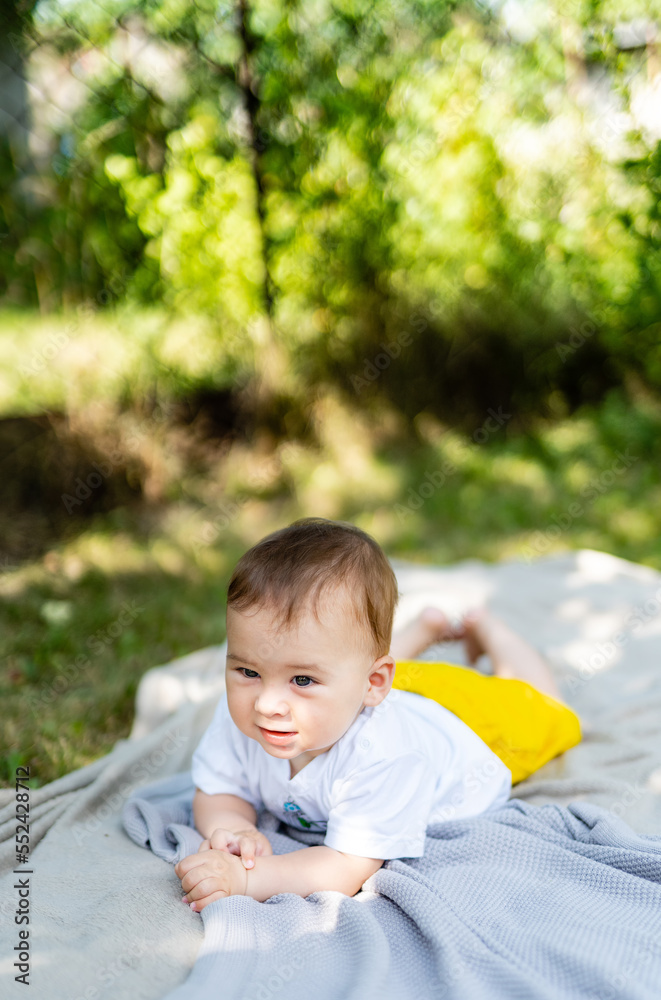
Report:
199,838,211,852
209,829,234,852
189,890,229,912
180,868,216,896
256,835,273,857
174,853,207,878
238,837,257,869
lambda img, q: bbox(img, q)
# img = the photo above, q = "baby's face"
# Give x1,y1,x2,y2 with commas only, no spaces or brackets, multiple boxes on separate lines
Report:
225,590,389,771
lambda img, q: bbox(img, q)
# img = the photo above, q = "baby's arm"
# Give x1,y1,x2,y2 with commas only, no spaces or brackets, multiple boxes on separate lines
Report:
177,844,383,908
193,789,258,838
244,847,383,901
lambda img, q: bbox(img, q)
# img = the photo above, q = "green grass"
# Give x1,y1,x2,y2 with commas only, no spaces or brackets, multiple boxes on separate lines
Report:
0,306,239,419
2,313,661,786
1,534,222,779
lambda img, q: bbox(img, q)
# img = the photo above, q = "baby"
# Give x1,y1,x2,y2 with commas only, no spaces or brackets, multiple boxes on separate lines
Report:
176,517,544,910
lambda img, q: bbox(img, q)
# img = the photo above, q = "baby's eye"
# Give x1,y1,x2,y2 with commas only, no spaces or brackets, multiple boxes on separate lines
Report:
240,668,259,679
293,676,314,687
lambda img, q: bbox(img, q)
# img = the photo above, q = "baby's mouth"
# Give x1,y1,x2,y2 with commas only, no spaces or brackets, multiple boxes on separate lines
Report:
259,726,297,744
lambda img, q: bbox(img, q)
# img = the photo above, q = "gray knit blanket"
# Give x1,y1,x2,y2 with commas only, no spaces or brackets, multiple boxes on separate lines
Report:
123,772,661,1000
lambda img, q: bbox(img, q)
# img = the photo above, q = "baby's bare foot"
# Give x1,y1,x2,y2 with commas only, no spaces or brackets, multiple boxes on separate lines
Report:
391,607,464,660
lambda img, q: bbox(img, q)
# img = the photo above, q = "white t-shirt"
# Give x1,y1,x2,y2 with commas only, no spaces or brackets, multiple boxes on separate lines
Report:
191,687,511,859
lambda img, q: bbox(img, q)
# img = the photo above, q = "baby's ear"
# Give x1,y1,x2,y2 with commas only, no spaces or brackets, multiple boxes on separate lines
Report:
364,655,395,706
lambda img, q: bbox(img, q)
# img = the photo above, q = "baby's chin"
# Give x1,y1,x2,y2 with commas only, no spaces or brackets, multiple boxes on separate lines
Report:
259,739,335,767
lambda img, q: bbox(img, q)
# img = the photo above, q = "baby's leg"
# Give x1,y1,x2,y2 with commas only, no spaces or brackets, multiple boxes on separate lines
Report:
462,608,562,701
391,606,562,702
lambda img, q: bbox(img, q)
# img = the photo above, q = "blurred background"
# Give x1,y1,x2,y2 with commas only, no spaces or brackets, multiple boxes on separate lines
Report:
1,0,660,785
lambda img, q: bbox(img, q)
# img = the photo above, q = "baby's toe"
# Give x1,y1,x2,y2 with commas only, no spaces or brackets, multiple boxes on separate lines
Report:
419,607,457,642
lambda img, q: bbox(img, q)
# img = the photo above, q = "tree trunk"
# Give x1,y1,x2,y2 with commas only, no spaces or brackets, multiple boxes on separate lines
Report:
236,0,291,423
0,1,39,307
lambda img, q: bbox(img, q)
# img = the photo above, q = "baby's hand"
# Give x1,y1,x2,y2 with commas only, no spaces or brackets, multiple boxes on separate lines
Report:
199,827,273,870
176,849,248,911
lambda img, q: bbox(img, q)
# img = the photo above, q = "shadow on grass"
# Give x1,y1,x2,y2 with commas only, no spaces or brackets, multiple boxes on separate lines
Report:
0,530,243,786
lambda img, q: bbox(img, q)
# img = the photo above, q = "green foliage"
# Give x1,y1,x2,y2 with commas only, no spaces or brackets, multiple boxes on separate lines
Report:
105,107,266,323
2,0,661,422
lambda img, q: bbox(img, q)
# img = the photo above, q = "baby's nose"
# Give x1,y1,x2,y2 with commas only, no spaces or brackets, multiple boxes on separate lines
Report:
254,688,290,717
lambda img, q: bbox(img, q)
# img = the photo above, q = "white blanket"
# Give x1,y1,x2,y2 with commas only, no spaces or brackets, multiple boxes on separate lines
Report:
1,550,660,1000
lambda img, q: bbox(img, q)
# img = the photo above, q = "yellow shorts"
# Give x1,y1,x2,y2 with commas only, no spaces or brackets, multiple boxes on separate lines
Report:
393,660,582,786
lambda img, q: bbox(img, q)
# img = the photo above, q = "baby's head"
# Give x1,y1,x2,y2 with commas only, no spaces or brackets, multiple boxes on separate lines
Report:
224,517,399,769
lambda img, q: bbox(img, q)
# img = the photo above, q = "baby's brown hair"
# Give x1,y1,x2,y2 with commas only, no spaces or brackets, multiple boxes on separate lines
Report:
227,517,399,658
